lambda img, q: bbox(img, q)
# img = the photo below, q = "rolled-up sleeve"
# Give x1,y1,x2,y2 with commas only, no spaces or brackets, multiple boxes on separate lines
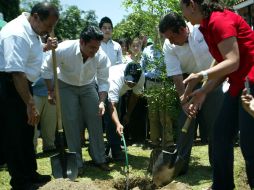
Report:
97,54,110,92
163,40,182,77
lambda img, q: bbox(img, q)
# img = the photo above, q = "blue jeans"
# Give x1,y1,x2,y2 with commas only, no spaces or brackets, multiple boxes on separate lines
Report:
212,87,254,190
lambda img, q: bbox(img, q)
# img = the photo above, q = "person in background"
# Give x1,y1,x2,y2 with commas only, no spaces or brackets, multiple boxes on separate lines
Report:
41,26,111,174
141,35,175,149
159,12,224,177
180,0,254,189
129,37,143,62
33,77,56,153
0,2,59,189
99,16,122,66
117,38,132,64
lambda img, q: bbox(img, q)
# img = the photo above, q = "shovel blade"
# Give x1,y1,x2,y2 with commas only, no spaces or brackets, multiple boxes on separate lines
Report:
50,152,78,181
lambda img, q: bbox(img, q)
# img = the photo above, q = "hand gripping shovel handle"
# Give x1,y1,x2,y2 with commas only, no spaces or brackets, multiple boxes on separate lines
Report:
182,59,216,133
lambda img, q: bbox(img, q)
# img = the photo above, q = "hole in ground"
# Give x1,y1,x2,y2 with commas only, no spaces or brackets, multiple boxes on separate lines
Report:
113,176,155,190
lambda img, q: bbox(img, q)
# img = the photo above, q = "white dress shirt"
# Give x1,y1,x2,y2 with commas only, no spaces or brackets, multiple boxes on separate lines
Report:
41,40,110,92
163,23,213,77
108,64,145,103
101,39,123,66
0,12,43,82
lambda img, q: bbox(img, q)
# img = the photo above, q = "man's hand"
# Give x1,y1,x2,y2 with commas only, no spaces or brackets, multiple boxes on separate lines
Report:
48,90,56,105
98,101,105,116
241,88,254,117
182,88,207,118
116,123,124,136
27,100,40,126
44,37,58,51
183,72,202,98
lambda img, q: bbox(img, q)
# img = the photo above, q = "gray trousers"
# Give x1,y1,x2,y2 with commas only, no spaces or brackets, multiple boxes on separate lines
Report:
177,85,224,167
59,80,105,168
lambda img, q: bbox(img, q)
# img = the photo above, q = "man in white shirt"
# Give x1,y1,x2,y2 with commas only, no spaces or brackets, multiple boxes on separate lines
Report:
0,2,59,189
41,26,111,173
108,62,145,146
159,12,224,176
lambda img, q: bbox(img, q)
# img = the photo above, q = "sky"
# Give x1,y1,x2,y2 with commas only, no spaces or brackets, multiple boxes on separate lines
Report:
60,0,132,26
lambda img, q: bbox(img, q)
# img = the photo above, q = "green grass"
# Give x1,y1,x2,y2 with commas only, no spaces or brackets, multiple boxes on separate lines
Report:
0,140,248,190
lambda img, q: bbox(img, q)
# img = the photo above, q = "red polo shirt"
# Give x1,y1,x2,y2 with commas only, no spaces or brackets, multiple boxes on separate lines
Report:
199,9,254,96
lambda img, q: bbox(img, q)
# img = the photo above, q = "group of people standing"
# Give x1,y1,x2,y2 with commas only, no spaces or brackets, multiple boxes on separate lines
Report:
0,1,254,190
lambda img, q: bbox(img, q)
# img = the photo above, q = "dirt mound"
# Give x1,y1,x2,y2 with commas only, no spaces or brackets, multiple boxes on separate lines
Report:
39,178,116,190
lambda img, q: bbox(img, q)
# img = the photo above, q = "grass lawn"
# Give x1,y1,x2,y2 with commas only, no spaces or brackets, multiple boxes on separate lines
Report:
0,139,248,190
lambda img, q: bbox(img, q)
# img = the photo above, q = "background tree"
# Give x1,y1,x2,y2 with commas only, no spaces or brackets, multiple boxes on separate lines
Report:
0,0,19,22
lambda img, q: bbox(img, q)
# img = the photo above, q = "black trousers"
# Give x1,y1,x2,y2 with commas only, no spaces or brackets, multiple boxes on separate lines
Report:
0,73,37,188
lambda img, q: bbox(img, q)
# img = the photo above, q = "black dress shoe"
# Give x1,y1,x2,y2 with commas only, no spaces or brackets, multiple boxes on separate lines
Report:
30,172,51,184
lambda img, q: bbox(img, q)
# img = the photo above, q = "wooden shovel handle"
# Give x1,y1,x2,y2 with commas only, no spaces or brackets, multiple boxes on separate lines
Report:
50,31,63,132
181,59,216,133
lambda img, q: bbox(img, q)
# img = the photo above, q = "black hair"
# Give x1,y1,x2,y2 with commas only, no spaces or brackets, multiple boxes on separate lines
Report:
117,38,130,50
99,16,113,29
159,12,187,34
181,0,225,18
31,2,59,21
80,26,104,42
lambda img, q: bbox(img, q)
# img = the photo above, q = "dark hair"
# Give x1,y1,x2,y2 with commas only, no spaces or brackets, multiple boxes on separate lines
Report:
117,38,130,49
99,16,113,29
181,0,225,18
31,2,59,21
159,12,187,34
80,26,104,42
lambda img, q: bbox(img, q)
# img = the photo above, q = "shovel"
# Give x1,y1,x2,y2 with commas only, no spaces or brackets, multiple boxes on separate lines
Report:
49,32,78,181
152,60,216,186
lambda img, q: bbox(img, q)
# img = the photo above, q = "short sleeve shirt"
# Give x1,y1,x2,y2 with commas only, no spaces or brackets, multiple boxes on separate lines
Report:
108,64,145,103
163,23,213,76
199,9,254,96
0,12,43,82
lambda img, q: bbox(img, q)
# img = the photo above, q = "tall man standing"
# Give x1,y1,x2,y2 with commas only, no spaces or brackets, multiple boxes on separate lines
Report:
159,12,224,176
0,2,59,190
41,26,111,173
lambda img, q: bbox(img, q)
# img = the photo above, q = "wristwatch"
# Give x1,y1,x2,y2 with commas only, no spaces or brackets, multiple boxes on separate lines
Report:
200,70,208,82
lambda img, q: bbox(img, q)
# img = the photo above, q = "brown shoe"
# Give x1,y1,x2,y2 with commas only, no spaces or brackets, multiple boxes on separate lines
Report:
94,163,111,171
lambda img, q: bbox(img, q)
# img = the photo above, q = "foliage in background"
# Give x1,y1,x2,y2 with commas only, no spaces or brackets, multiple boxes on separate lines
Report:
20,0,98,41
113,0,180,41
142,42,180,120
0,0,19,22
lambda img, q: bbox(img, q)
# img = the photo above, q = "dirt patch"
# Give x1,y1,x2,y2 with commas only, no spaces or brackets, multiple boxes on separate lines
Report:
39,177,191,190
39,178,116,190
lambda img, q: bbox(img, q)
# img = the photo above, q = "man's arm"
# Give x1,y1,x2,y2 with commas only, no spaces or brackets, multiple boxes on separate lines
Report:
12,72,39,126
109,101,123,136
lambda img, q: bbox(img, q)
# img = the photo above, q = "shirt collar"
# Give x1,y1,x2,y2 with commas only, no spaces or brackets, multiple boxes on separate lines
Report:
102,39,113,44
21,12,40,37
